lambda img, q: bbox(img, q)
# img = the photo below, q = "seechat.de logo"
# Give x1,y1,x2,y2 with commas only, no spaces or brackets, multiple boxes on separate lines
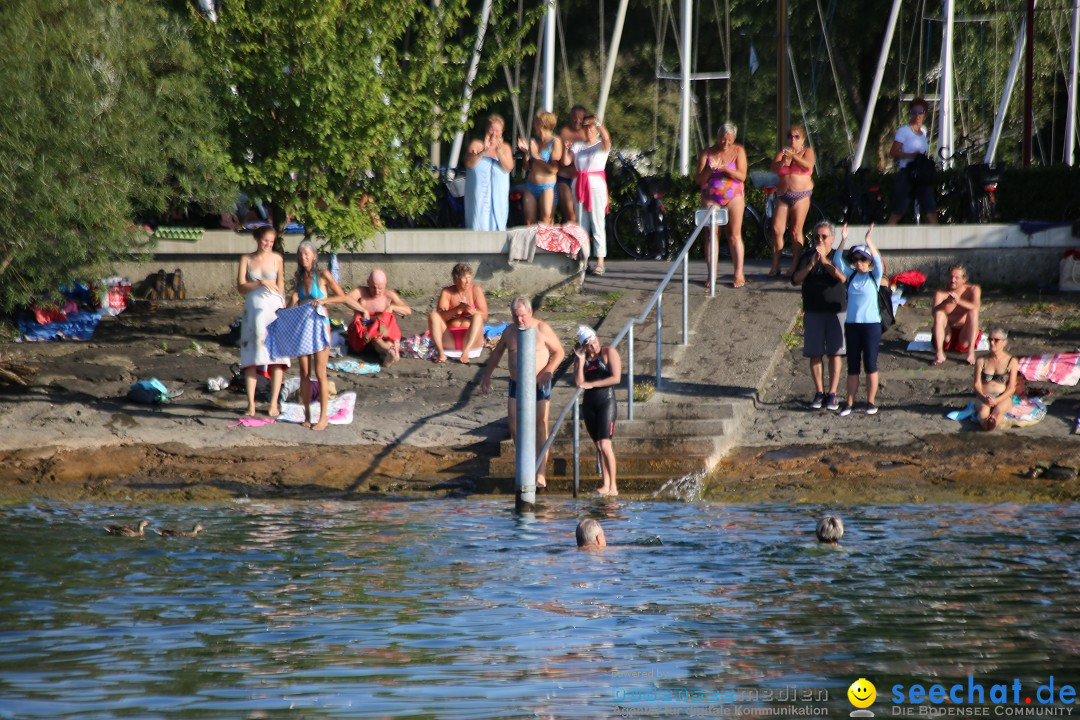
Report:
848,678,877,717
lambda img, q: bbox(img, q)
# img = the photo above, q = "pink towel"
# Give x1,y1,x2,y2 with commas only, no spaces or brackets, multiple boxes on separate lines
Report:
228,417,278,428
535,223,586,258
1017,353,1080,386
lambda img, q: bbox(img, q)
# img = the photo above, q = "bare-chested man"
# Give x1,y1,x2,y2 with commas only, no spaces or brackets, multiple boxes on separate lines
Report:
429,263,489,364
556,105,588,224
337,269,413,366
932,264,981,366
480,296,566,489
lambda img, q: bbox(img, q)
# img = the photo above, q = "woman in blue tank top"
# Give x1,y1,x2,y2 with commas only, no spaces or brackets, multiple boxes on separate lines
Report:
290,241,346,431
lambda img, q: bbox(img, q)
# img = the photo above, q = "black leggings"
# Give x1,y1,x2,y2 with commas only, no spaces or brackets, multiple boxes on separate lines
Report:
845,322,882,375
582,392,617,442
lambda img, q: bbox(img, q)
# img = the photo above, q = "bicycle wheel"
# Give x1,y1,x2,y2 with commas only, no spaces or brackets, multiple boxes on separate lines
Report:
613,204,652,259
975,195,994,224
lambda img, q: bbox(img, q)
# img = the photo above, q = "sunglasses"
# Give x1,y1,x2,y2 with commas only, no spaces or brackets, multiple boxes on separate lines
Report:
989,337,1005,343
814,233,831,239
909,109,926,115
788,133,801,139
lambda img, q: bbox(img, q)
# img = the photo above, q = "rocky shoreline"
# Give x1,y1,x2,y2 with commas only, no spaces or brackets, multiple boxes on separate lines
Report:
1,277,1078,504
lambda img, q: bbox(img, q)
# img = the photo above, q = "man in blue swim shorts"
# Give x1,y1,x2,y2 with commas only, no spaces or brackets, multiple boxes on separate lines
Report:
480,295,566,489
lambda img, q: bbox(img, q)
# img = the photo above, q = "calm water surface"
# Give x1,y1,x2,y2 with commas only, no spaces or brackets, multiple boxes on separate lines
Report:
1,500,1079,719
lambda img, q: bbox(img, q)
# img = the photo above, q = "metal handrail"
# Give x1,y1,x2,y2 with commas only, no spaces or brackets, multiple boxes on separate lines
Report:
533,208,728,494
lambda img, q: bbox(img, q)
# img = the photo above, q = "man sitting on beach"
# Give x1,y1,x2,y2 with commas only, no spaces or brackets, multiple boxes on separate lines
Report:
480,296,565,490
932,264,981,366
428,263,488,364
342,269,413,367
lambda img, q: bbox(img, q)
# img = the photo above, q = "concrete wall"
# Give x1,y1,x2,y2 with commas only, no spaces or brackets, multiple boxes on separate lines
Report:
836,224,1079,286
109,229,585,298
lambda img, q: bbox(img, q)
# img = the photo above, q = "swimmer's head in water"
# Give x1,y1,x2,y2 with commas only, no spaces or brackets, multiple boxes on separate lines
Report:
816,516,844,544
576,518,606,548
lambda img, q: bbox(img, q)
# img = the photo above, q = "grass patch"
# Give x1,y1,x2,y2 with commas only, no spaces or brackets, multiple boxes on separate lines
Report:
633,381,655,403
486,288,512,300
396,288,423,298
782,312,804,350
539,294,573,312
1019,302,1055,316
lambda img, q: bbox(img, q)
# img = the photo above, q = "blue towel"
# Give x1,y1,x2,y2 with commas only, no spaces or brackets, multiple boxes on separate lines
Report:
484,322,510,339
18,311,100,342
266,304,330,359
464,156,509,231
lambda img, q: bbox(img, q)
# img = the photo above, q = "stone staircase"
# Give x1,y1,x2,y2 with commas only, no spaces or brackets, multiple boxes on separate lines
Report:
479,394,744,494
474,258,802,496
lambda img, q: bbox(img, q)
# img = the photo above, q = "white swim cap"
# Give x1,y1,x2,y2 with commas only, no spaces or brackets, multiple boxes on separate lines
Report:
577,326,597,346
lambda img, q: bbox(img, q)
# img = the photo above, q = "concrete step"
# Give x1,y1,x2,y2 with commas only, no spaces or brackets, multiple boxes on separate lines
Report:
488,453,709,479
552,416,735,439
629,400,739,421
473,474,702,496
498,435,718,457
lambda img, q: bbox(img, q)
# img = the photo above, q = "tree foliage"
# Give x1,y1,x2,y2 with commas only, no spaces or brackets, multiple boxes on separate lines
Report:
194,0,536,249
0,0,233,313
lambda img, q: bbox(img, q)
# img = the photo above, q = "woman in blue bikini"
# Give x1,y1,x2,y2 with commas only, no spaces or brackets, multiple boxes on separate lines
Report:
290,241,346,431
516,111,563,225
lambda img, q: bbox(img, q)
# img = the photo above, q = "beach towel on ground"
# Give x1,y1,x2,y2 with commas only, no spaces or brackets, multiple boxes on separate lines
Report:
328,359,381,375
907,330,988,353
1016,353,1080,386
266,304,330,359
944,396,1047,427
18,311,100,342
278,391,357,425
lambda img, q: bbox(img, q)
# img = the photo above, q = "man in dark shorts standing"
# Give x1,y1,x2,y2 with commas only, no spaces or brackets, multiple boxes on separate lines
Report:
792,221,847,410
480,296,566,489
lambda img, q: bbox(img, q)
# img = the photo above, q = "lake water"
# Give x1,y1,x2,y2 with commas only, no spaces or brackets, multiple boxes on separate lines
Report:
1,500,1079,719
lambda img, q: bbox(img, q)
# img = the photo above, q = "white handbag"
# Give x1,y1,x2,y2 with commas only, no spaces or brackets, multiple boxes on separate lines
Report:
1060,250,1080,292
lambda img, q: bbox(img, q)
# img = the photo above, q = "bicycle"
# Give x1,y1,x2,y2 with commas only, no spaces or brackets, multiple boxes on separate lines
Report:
608,150,672,260
834,162,888,224
934,137,1000,224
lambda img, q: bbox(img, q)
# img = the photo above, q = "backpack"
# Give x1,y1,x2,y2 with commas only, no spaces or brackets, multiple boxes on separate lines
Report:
847,273,895,333
127,378,171,404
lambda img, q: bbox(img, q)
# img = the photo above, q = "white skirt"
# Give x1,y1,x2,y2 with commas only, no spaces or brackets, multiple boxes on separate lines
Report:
240,286,291,369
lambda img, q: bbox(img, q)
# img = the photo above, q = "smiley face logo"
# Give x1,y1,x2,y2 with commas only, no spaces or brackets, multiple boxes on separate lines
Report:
847,678,877,709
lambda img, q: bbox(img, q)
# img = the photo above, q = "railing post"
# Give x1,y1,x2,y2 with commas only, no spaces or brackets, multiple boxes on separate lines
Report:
709,210,718,298
682,250,689,345
514,327,536,512
655,293,663,390
627,323,635,420
572,400,580,498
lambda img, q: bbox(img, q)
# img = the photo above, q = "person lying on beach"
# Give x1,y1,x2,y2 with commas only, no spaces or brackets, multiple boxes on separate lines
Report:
428,263,488,364
336,269,413,367
932,265,981,366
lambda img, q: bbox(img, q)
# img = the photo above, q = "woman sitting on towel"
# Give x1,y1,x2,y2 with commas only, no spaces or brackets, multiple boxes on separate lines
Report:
974,327,1017,432
290,241,346,431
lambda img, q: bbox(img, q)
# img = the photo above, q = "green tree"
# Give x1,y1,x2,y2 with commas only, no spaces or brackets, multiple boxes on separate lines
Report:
195,0,534,249
0,0,233,313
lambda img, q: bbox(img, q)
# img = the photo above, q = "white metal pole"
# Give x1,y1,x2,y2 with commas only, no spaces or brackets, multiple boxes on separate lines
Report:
515,327,537,511
447,0,494,169
939,0,956,167
851,0,903,170
986,11,1032,164
1066,0,1079,165
679,0,693,175
597,0,630,122
543,1,556,112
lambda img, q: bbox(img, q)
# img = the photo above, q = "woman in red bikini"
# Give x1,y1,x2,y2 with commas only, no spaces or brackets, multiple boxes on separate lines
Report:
428,263,489,364
695,122,748,288
769,125,816,277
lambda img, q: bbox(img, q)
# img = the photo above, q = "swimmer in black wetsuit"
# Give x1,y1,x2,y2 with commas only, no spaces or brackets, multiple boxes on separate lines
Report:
573,326,623,496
